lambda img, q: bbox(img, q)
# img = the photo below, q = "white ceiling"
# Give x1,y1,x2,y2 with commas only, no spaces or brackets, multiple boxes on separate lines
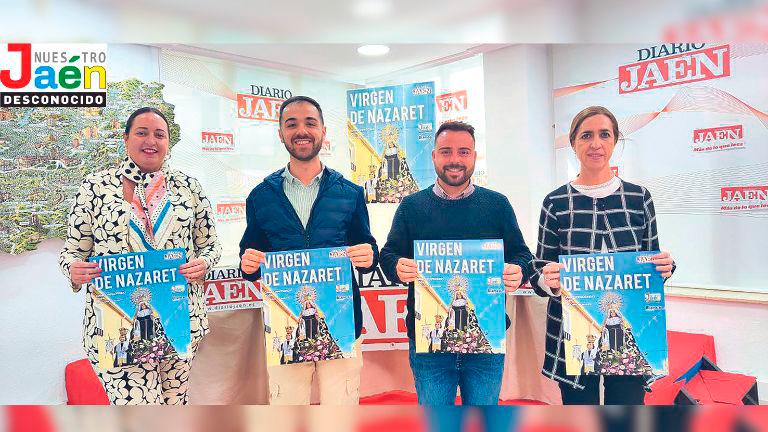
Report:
84,0,571,42
162,43,509,85
9,0,740,45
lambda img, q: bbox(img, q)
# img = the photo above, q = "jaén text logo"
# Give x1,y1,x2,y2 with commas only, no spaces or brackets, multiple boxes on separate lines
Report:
0,43,107,108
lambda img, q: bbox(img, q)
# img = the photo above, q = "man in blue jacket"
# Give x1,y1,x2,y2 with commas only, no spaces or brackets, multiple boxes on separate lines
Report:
239,95,378,405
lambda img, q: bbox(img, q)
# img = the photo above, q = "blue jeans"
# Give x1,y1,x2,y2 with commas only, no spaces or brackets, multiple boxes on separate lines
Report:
408,341,505,405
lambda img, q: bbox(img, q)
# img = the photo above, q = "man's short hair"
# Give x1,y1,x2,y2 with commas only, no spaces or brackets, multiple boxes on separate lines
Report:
434,121,475,144
278,95,324,125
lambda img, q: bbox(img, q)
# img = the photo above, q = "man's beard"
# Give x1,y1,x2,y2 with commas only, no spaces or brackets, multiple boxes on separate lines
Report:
285,138,322,162
436,163,474,186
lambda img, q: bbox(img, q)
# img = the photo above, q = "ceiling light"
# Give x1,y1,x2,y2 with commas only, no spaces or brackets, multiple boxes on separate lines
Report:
357,45,390,56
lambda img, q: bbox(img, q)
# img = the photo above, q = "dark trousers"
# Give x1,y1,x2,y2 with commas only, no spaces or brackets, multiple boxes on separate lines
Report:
453,306,468,331
137,316,154,340
303,316,318,339
559,375,646,405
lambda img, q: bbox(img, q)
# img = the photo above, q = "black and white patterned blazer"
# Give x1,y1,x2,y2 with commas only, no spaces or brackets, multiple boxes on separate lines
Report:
530,179,673,389
59,166,221,364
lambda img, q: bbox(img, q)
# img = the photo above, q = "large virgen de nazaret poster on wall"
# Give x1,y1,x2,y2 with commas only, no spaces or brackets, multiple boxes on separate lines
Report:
260,247,356,366
346,82,436,203
414,239,506,354
558,251,668,377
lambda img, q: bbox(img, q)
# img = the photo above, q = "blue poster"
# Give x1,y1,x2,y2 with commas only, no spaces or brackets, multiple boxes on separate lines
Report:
89,249,189,370
559,251,668,377
261,247,355,366
414,239,505,354
347,82,436,203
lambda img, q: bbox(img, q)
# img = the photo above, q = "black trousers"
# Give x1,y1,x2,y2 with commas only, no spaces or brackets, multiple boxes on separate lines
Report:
453,306,468,331
137,316,154,340
559,375,646,405
303,316,318,339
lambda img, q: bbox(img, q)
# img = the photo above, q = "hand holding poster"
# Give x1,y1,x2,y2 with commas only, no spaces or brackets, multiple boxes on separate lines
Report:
558,251,668,377
414,239,505,354
89,248,190,370
260,247,355,366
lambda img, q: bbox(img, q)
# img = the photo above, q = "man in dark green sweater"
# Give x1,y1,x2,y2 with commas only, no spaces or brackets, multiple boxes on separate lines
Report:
380,121,534,405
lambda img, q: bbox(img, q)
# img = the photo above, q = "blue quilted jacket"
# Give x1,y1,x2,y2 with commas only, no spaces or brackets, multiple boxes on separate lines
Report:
239,166,379,338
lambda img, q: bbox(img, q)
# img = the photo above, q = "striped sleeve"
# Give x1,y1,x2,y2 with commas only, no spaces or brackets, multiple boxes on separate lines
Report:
531,196,562,297
641,187,660,251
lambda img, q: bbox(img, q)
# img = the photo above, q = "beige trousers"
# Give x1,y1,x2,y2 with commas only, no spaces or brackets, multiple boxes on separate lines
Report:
267,341,363,405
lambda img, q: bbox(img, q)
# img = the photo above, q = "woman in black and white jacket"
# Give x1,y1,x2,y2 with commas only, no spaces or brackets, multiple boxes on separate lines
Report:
531,106,675,405
59,107,221,405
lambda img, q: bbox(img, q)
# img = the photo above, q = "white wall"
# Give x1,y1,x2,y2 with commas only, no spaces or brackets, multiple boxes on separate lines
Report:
0,239,85,404
483,44,555,245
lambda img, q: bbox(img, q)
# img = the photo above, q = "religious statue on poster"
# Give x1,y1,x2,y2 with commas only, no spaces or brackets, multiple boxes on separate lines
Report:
374,124,420,203
127,287,173,364
291,286,345,362
439,275,493,354
594,292,653,375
